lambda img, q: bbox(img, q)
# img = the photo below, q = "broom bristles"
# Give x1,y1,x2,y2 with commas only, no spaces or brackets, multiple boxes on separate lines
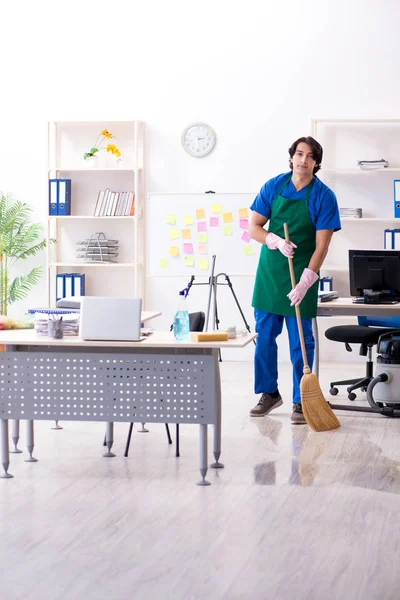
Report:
300,373,340,432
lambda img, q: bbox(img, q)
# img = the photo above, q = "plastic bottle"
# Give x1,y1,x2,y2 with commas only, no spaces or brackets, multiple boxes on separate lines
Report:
173,290,190,341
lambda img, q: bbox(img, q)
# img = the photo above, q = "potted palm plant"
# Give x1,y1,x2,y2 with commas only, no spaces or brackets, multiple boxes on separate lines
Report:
0,192,53,316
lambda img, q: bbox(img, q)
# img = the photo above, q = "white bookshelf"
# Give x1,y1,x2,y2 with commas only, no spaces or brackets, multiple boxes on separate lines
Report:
311,118,400,296
47,120,145,306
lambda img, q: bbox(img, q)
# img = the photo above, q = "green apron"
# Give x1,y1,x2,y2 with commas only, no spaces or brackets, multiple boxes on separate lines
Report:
252,176,319,319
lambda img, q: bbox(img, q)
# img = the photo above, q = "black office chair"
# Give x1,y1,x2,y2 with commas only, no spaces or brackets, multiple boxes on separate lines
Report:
325,315,400,400
124,311,206,458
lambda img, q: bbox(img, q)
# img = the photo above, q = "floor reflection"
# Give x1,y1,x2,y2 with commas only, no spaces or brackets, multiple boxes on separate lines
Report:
252,419,400,493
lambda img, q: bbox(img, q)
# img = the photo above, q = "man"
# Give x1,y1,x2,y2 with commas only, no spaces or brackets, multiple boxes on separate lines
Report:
249,136,341,424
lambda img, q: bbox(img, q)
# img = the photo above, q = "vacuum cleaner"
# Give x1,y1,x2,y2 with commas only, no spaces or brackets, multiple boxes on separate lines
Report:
366,330,400,416
329,330,400,417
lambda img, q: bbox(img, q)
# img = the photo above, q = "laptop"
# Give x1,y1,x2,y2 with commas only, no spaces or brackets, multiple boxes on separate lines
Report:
79,296,144,341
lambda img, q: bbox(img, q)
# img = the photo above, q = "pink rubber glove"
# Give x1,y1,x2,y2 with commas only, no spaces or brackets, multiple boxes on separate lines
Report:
288,268,319,307
265,232,297,258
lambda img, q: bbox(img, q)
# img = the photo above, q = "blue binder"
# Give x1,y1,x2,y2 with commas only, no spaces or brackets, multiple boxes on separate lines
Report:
49,180,58,215
64,274,74,297
394,180,400,218
56,274,65,301
57,179,71,215
49,179,71,215
72,273,85,297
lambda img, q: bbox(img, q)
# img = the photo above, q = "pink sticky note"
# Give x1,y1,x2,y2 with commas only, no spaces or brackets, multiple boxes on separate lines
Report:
183,243,194,254
241,231,251,243
240,218,249,229
198,243,208,255
197,221,207,232
210,216,219,227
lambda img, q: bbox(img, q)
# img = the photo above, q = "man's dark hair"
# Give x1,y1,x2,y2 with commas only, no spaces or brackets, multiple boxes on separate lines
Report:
288,136,323,174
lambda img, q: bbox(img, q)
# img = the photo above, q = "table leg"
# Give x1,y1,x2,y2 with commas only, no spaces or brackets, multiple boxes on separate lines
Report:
312,317,319,378
1,419,13,478
10,419,22,454
25,420,38,462
197,424,211,486
103,422,116,457
210,350,224,469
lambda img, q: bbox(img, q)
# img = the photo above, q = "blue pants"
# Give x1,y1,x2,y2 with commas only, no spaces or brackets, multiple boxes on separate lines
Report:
254,308,315,405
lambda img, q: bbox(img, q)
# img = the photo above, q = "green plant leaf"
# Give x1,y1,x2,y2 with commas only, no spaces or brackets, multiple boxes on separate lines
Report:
8,267,43,304
90,148,98,154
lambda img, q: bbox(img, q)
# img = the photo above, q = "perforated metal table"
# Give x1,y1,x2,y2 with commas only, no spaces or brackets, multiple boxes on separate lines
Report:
0,331,256,485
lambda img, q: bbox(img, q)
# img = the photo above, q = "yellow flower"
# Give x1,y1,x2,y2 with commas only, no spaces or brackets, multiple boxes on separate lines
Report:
101,129,112,138
106,143,121,156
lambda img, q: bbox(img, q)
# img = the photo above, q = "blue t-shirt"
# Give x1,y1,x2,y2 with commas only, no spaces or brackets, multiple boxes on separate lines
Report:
250,171,341,232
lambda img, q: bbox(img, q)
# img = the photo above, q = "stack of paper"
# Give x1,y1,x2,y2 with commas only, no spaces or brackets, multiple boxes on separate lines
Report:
34,312,80,337
357,159,389,170
339,207,362,218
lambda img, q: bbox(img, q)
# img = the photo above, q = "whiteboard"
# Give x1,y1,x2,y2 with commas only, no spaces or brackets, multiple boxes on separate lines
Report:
147,193,260,276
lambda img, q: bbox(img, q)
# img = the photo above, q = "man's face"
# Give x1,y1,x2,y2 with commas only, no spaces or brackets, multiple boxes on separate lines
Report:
290,142,317,177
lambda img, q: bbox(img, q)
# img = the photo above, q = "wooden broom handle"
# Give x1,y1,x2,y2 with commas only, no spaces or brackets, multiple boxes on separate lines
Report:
283,223,310,371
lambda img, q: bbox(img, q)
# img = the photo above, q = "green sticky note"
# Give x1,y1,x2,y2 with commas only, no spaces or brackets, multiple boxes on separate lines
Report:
244,245,254,256
159,258,169,268
198,232,208,243
166,214,176,225
223,225,232,235
184,256,194,267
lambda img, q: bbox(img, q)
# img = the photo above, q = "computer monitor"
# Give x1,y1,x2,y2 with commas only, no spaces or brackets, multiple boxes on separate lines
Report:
349,249,400,302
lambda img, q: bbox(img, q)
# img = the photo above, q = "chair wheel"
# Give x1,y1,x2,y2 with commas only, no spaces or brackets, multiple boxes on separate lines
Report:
329,387,339,396
348,393,357,401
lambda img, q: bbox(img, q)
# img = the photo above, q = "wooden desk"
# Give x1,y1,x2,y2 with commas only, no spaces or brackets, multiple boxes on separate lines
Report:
0,330,256,485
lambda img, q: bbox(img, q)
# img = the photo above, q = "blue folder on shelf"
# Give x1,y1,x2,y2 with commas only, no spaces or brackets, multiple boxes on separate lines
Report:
49,179,71,215
72,273,85,296
49,180,58,215
56,274,65,301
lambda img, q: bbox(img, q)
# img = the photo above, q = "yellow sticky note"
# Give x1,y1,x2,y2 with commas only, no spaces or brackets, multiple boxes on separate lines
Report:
184,256,194,267
166,214,176,225
196,208,206,219
223,212,233,223
198,233,208,243
184,215,193,225
244,245,254,256
212,203,222,214
168,228,179,240
182,229,192,239
169,246,179,257
223,225,232,235
199,259,209,270
159,258,169,268
239,208,248,218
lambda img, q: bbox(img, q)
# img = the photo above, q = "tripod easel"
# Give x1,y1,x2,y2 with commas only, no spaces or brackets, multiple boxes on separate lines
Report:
186,255,254,359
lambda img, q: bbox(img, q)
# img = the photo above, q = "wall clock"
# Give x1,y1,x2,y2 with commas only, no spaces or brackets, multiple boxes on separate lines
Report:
181,122,217,157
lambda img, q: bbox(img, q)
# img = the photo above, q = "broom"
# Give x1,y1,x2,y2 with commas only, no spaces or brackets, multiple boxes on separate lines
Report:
284,223,340,432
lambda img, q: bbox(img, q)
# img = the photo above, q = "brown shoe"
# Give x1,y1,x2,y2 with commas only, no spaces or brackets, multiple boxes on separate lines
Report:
249,393,283,417
291,403,307,424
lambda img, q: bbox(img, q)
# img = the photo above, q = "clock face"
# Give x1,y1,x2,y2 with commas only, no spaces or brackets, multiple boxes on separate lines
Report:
181,123,216,157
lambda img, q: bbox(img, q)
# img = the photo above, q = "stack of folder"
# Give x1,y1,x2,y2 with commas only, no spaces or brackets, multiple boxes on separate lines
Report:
56,273,85,301
49,179,71,215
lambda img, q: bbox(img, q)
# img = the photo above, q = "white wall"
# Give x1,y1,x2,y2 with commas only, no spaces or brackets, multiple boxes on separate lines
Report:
1,0,400,364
